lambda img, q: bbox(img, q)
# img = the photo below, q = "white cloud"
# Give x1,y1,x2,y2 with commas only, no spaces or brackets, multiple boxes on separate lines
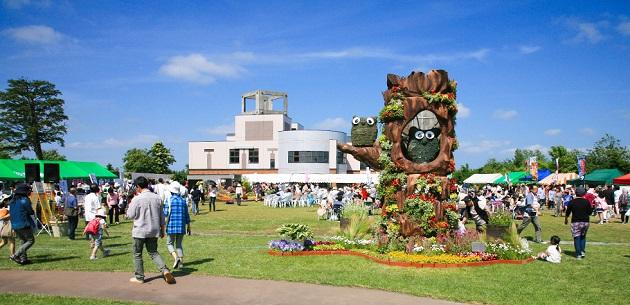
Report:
459,140,511,153
312,117,349,131
563,19,606,44
3,25,63,44
159,53,246,84
526,144,548,153
457,103,471,118
580,127,595,135
492,109,518,120
544,129,561,136
617,21,630,36
67,134,160,149
518,45,542,54
200,124,234,136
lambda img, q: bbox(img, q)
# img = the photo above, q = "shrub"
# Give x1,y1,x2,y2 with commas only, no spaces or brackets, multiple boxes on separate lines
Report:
276,224,313,241
489,212,513,226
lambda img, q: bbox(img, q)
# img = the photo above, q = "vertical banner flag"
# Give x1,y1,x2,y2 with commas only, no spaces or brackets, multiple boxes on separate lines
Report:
577,156,587,178
555,158,559,174
529,156,538,181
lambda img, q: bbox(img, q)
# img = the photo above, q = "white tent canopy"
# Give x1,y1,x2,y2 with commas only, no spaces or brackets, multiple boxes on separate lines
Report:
243,173,379,184
463,173,502,184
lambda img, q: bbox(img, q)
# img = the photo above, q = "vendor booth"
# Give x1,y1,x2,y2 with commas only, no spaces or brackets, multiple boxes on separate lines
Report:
463,173,502,184
613,173,630,185
567,168,623,185
538,173,578,185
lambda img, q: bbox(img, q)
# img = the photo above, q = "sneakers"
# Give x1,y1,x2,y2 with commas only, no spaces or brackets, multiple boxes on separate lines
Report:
163,271,176,284
90,256,97,260
129,277,144,284
172,258,181,270
10,255,25,265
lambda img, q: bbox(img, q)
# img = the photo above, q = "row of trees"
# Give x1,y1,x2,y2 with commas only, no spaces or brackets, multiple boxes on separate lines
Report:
452,134,630,182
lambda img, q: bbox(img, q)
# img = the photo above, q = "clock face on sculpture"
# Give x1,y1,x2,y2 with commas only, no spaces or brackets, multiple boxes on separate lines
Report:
402,110,441,163
351,116,378,147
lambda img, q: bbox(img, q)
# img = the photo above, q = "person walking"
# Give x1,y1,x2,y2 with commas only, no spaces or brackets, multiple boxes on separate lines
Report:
190,187,201,215
517,185,543,243
64,187,79,240
208,185,217,212
83,184,102,225
163,181,191,269
126,176,175,284
9,183,36,265
564,186,592,259
235,183,243,206
0,194,16,257
619,189,629,224
106,187,120,225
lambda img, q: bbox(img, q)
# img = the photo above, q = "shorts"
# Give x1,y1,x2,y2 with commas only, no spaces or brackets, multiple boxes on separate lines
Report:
570,222,589,238
88,232,103,247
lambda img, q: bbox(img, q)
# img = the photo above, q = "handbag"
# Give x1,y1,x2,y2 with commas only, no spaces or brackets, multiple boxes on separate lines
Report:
64,207,78,217
0,220,13,238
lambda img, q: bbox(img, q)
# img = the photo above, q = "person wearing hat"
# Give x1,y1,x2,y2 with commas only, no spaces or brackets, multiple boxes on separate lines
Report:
84,208,110,260
163,181,191,269
565,186,593,259
235,183,243,206
9,183,36,265
0,194,16,257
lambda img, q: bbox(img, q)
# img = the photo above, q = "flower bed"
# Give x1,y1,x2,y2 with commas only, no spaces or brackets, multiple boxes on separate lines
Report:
268,249,534,268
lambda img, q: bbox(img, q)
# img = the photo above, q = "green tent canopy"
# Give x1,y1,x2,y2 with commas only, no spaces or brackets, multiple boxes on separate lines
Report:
567,168,623,185
0,159,116,181
494,171,528,184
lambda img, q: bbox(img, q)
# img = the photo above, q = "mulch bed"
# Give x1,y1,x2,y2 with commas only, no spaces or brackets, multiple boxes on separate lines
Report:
268,250,534,268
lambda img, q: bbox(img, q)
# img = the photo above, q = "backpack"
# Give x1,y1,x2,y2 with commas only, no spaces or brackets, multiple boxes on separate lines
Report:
83,218,100,235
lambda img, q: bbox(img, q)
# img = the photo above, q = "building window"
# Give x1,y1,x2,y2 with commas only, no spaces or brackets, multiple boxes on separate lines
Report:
229,149,240,164
336,150,345,164
288,151,329,163
248,149,259,164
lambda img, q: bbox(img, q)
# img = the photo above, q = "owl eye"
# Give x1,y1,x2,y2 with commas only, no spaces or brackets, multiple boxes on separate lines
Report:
414,130,425,140
425,131,435,139
352,117,360,125
366,117,375,125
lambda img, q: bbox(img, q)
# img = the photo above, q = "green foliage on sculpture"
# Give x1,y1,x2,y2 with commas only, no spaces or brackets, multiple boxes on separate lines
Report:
351,116,378,147
402,110,441,164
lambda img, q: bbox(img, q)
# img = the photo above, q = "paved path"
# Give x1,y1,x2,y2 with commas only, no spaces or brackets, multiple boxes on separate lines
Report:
0,270,467,305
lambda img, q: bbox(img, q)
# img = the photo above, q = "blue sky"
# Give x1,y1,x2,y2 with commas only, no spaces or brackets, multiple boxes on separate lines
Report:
1,0,629,170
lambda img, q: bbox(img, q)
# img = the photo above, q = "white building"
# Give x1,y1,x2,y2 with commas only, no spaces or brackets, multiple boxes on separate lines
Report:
188,90,362,182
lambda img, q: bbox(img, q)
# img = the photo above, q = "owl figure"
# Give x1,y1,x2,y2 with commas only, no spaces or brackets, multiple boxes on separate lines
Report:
403,110,442,163
351,116,378,147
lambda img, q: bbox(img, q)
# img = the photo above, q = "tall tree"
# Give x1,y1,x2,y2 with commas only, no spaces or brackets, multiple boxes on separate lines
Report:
586,134,630,172
0,142,12,159
123,148,154,174
0,79,68,159
149,141,175,174
41,149,66,161
548,145,580,172
106,163,120,177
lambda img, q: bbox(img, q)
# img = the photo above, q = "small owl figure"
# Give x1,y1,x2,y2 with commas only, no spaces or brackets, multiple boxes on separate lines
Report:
351,116,378,147
405,126,441,163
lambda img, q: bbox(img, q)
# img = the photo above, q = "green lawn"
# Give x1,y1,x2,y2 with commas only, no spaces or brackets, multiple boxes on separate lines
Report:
1,201,628,305
0,293,153,305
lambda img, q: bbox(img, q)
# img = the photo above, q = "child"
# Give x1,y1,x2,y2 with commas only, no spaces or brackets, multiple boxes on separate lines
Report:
537,235,561,263
0,194,15,257
83,209,110,260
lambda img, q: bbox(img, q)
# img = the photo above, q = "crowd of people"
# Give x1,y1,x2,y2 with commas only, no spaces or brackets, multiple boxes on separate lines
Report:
0,176,628,281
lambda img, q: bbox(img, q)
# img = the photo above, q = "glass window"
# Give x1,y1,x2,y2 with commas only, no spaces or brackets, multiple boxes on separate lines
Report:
248,149,259,164
288,151,329,163
229,149,240,164
336,150,345,164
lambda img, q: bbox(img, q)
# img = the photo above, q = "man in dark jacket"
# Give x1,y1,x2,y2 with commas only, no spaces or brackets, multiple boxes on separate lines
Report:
9,183,35,265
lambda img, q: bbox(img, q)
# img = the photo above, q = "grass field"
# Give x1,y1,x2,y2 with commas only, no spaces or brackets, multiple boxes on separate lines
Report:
0,200,628,305
0,293,153,305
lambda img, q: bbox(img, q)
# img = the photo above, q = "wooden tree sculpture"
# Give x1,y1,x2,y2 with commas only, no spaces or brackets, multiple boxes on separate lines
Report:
338,70,460,250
